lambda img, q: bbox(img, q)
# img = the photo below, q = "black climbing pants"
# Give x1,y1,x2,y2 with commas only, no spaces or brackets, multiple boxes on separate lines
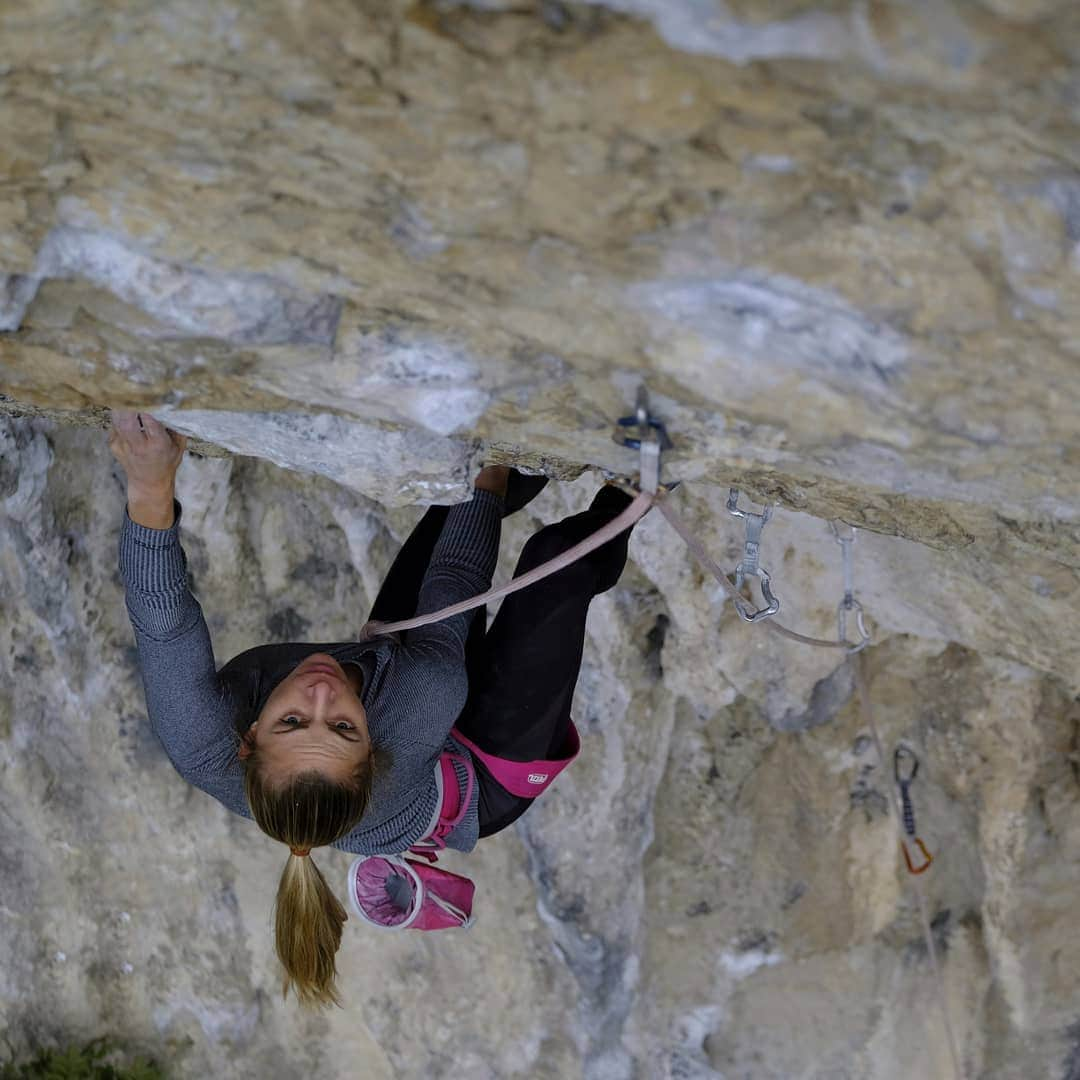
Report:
366,484,636,837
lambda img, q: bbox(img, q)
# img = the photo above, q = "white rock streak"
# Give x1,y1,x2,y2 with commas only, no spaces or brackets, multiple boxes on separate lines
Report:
579,0,857,64
150,406,478,506
626,266,911,394
11,226,342,344
719,948,783,979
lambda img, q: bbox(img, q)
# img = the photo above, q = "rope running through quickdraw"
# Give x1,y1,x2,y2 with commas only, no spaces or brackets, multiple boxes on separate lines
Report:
359,388,962,1078
631,392,961,1079
853,656,960,1078
625,392,961,1078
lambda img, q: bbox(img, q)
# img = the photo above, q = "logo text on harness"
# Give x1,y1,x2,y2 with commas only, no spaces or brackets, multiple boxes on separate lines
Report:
527,772,549,785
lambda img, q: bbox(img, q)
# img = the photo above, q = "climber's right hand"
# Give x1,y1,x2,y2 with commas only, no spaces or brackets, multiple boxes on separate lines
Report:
108,410,188,497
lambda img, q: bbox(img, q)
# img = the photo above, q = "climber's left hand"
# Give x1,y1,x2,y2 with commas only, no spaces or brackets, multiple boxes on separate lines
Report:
474,464,510,497
108,410,188,496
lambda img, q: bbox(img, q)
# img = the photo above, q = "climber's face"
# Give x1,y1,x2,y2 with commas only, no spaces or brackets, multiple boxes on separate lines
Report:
240,653,370,784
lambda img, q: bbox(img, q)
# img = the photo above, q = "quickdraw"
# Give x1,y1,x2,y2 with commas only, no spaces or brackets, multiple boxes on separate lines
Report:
830,521,871,653
726,490,780,623
895,746,934,874
613,385,673,496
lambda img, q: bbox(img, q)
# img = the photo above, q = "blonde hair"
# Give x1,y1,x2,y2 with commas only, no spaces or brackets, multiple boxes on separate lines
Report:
242,752,375,1008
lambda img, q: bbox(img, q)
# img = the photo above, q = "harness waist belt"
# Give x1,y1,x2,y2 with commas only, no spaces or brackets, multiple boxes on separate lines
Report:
450,724,581,798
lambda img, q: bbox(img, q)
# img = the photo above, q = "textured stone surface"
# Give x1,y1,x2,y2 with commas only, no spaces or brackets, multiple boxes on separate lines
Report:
2,0,1079,683
2,1,1079,1077
2,417,1080,1080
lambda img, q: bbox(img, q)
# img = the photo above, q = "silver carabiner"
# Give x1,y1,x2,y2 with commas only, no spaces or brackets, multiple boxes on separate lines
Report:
727,489,780,622
830,520,871,652
894,745,919,786
613,385,671,495
837,597,870,653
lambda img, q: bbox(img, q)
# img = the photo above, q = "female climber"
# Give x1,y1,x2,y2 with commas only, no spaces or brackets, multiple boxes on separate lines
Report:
109,409,638,1007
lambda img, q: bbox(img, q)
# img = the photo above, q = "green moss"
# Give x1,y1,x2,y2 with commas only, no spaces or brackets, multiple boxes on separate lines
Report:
0,1039,165,1080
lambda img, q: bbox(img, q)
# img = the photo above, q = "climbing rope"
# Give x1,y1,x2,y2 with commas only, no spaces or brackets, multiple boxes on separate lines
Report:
853,655,962,1079
653,497,853,649
359,490,655,639
665,490,962,1077
359,388,963,1077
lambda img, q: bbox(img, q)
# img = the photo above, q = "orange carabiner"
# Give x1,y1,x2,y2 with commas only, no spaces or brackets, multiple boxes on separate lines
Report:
901,837,933,874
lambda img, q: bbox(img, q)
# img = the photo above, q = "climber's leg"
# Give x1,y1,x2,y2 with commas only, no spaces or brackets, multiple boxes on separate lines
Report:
367,469,550,626
456,485,636,836
366,507,450,626
364,505,489,671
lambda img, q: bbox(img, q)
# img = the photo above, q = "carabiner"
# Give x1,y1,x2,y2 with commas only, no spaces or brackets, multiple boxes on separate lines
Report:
894,745,919,786
830,521,871,653
901,837,934,875
613,386,672,495
837,597,871,654
732,566,781,623
727,489,780,622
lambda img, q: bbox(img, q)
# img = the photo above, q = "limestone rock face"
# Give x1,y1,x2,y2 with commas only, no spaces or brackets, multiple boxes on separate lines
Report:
1,1,1079,1078
4,418,1080,1080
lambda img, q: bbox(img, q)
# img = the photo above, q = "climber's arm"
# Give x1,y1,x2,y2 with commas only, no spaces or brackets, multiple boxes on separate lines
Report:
117,496,249,815
410,466,507,655
395,468,507,749
110,411,248,816
127,487,176,529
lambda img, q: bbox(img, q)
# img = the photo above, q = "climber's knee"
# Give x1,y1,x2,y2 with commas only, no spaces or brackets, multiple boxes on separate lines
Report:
516,525,593,577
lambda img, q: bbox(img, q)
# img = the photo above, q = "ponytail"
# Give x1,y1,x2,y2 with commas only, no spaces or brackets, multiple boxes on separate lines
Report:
242,754,375,1007
274,849,348,1007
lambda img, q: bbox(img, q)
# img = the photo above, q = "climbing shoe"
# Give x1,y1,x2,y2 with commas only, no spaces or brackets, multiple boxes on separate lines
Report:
503,469,550,516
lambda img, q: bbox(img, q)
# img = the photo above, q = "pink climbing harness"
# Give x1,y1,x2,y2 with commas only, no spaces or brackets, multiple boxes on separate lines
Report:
449,723,580,798
346,734,578,930
409,750,475,858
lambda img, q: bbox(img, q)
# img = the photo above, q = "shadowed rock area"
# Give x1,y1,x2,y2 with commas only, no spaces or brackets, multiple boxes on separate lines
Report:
2,1,1079,1077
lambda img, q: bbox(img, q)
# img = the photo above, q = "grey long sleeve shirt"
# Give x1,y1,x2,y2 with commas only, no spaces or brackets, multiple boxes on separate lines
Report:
118,490,504,854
